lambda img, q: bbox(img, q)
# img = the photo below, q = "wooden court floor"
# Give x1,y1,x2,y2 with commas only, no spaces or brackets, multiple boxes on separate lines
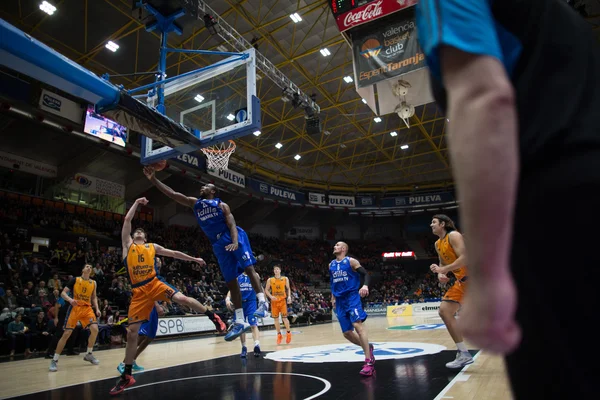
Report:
0,316,512,399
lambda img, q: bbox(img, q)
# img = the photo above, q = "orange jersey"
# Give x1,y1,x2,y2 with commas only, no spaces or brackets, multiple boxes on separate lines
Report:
125,243,157,287
270,277,287,297
435,233,468,281
71,277,95,306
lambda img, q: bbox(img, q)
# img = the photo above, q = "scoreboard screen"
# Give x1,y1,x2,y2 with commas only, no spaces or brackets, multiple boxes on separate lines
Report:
329,0,357,17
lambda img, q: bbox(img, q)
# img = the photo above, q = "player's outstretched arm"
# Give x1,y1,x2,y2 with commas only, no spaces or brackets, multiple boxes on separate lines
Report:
122,197,147,250
154,244,206,266
219,202,239,251
350,258,370,298
143,166,197,208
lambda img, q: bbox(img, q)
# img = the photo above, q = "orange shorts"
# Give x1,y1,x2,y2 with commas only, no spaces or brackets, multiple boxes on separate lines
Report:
64,305,97,330
271,298,288,318
128,278,178,324
443,280,467,304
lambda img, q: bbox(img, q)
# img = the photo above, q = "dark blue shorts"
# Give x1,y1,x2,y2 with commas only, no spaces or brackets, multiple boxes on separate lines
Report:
335,291,368,333
242,299,258,327
139,306,159,339
213,227,256,283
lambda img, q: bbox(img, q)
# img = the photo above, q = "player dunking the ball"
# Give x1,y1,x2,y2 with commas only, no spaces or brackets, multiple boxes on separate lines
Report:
429,214,473,369
49,264,100,372
110,197,225,395
144,167,268,341
265,265,292,344
329,242,375,376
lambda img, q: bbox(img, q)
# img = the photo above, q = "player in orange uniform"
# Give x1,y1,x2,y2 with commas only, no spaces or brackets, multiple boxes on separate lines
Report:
265,266,292,344
429,214,474,369
49,263,100,372
110,197,225,395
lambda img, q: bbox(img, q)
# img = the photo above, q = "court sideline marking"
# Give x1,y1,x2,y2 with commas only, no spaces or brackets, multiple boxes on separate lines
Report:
433,351,481,400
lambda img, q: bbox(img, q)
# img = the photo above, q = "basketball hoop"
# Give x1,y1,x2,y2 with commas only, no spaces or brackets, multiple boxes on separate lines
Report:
201,140,236,170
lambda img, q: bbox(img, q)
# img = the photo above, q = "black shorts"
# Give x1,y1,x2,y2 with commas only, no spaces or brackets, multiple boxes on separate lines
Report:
506,156,597,399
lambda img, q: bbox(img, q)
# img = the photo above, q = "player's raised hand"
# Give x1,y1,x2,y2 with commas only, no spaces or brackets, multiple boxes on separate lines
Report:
225,242,238,252
143,166,155,180
359,285,369,298
136,197,149,205
193,257,206,267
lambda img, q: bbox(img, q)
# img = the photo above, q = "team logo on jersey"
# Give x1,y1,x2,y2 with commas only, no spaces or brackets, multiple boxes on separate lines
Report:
388,324,446,331
265,342,446,363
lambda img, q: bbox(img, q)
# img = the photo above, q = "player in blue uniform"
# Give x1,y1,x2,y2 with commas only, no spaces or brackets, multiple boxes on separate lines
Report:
226,272,261,358
329,241,375,376
145,168,268,342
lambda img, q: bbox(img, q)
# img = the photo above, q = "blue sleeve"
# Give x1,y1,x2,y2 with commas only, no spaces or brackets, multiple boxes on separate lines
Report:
416,0,520,80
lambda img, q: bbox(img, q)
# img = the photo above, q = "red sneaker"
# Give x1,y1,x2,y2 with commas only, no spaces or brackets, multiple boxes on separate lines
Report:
109,374,136,396
213,314,226,333
360,361,375,377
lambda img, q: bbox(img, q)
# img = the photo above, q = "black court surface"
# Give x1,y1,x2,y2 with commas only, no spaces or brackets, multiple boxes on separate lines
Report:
8,350,478,400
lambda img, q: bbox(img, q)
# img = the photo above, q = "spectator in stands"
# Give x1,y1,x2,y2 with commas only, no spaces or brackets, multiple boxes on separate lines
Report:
48,274,62,291
29,310,50,353
7,313,31,356
3,289,20,313
18,288,42,314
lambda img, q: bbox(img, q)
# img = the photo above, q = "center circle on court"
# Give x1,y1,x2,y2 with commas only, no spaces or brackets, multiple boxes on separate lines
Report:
264,342,447,363
125,372,331,400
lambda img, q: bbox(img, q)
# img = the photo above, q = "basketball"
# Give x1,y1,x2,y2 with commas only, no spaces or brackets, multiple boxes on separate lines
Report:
151,160,167,171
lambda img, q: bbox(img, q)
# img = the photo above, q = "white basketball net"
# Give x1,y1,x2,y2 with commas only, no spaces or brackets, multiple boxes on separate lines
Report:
200,140,236,170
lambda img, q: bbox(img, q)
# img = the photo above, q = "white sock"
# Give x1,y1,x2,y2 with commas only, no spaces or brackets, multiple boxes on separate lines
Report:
456,342,468,352
87,347,93,354
235,308,244,322
53,354,59,362
254,340,260,347
257,293,265,302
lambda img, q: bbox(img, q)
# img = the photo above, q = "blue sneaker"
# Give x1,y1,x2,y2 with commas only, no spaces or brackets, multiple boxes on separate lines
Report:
254,344,261,357
132,361,144,372
240,346,247,358
117,362,125,375
254,301,268,318
224,321,251,342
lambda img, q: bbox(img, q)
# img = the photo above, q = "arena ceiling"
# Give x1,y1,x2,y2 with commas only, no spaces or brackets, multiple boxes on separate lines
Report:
1,1,598,194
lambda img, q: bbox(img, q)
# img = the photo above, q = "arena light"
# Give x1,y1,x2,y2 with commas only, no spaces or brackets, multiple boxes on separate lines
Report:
253,130,261,136
105,41,119,52
194,94,204,103
320,48,331,57
401,144,409,150
382,251,415,258
362,98,367,104
226,114,235,121
343,76,353,83
39,1,56,15
374,117,382,123
290,13,302,23
294,154,301,160
275,143,283,149
390,131,398,137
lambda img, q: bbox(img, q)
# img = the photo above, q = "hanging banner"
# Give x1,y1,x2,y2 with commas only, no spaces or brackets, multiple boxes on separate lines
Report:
308,192,326,205
66,173,125,199
207,167,246,188
328,195,355,208
356,196,376,207
0,151,57,178
285,226,320,240
351,8,426,88
381,192,455,208
38,89,84,124
334,0,418,33
248,179,305,203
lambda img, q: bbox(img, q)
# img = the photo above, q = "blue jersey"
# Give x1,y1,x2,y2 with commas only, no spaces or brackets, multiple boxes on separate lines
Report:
329,257,360,298
193,198,228,243
238,273,255,302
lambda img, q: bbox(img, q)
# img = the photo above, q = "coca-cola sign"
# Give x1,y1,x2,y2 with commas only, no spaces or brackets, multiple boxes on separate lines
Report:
335,0,418,32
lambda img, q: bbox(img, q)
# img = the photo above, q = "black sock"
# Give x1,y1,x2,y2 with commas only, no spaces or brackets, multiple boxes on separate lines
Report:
205,310,215,320
123,364,132,377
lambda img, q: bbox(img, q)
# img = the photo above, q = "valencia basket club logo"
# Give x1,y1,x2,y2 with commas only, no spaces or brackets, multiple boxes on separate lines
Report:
360,38,382,59
72,174,92,188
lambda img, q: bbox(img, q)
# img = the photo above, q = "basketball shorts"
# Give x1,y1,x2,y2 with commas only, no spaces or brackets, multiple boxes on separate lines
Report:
271,298,288,318
213,227,257,283
64,305,97,330
442,279,467,304
335,292,368,333
139,306,159,339
129,278,178,324
242,299,258,327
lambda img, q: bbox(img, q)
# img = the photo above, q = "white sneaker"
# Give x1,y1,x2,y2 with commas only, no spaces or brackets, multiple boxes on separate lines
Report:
445,351,474,369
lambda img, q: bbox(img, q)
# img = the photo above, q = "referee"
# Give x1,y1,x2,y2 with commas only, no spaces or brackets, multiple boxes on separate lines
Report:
415,0,599,398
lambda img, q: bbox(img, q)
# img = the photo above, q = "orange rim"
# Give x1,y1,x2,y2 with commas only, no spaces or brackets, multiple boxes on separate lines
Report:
201,139,236,154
